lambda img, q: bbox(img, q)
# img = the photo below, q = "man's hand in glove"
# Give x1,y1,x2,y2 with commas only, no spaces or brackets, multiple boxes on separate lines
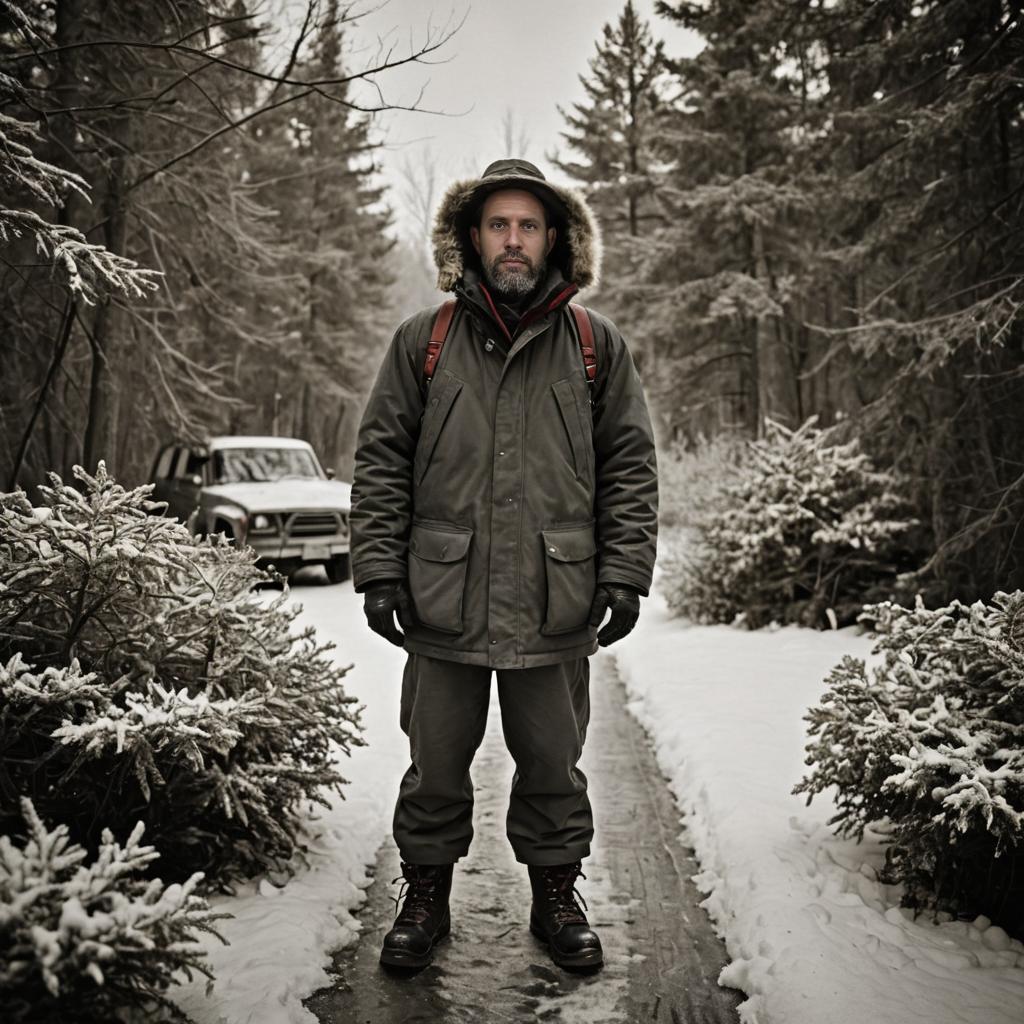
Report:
588,584,641,647
363,580,415,647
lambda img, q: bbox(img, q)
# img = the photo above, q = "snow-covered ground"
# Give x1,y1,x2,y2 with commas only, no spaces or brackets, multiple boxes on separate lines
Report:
616,591,1024,1024
172,577,1024,1024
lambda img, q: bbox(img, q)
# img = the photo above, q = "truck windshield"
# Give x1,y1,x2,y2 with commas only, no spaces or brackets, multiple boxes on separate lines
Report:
213,448,321,483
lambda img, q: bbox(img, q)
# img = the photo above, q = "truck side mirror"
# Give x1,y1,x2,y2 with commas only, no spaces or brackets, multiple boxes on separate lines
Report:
325,467,336,479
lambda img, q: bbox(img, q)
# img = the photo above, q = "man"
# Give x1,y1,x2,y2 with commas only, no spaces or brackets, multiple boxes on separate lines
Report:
350,159,658,971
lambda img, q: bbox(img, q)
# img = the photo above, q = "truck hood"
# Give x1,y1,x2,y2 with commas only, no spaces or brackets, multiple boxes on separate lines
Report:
203,479,352,512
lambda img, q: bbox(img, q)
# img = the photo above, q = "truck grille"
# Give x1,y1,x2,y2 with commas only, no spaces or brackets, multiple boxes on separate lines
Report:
287,511,342,537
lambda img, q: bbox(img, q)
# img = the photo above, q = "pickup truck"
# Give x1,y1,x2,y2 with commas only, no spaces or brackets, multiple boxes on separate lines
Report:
150,435,352,583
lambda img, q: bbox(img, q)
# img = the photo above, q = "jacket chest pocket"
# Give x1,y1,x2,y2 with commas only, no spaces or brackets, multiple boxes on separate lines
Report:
540,523,597,635
551,378,592,483
408,521,473,634
415,374,464,485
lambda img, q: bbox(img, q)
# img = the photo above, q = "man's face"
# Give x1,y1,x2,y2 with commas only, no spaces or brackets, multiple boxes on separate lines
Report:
470,189,557,300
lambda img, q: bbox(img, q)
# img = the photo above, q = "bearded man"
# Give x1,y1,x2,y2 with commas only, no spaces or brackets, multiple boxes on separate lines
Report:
350,159,658,971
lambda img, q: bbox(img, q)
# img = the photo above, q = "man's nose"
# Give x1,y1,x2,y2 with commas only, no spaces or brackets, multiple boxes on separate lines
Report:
505,226,524,249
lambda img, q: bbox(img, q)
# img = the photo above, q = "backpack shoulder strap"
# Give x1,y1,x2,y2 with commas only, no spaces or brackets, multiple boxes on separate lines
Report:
569,302,597,386
424,299,457,385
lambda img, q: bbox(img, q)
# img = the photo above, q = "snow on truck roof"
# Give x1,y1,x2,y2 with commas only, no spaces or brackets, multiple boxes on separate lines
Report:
207,436,314,450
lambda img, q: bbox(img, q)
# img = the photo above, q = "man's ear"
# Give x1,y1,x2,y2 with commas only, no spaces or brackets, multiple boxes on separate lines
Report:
470,225,481,255
546,226,556,254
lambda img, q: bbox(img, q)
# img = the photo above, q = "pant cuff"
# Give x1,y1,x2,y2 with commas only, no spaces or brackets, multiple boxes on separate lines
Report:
395,843,469,865
511,843,592,866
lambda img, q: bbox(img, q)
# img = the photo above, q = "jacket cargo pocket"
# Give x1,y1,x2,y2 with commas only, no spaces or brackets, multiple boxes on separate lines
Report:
540,523,597,636
408,521,473,634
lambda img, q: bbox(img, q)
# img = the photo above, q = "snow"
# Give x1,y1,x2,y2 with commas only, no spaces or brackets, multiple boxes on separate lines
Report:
171,577,1024,1024
615,590,1024,1024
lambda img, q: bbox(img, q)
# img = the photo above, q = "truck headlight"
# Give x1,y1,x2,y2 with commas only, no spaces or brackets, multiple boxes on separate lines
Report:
251,514,274,532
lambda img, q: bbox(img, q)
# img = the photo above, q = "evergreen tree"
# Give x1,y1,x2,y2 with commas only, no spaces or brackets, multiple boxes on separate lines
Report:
634,0,1021,599
805,0,1024,597
1,0,453,489
245,0,394,472
554,1,668,241
638,0,824,441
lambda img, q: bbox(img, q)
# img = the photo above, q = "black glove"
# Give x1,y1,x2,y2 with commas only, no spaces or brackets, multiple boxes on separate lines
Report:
588,584,641,647
363,580,415,647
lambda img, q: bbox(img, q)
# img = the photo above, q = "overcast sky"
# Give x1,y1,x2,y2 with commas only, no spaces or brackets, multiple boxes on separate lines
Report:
322,0,704,238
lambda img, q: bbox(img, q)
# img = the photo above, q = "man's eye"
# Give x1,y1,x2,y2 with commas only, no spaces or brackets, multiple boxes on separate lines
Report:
490,221,506,230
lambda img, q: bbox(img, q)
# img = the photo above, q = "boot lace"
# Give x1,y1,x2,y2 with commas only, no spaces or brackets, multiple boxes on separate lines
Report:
390,863,444,926
540,863,590,927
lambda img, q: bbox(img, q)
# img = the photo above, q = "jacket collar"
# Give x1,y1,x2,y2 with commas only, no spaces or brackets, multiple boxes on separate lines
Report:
457,266,578,343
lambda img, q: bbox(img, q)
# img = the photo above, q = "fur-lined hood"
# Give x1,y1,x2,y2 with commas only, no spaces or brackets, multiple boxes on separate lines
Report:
431,159,602,293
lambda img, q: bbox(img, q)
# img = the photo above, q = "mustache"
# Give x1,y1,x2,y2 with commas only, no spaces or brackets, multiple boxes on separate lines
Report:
492,251,534,270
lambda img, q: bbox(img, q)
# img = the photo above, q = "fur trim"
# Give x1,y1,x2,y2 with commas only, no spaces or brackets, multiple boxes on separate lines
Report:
431,175,603,293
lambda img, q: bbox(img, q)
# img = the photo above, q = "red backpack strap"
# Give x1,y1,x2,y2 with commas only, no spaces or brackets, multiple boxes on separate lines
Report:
424,299,457,384
569,303,597,385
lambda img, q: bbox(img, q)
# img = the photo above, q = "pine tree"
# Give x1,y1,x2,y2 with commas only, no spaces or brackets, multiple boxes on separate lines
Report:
568,0,1022,606
805,0,1024,598
554,1,668,241
197,0,396,473
636,0,824,440
1,0,452,489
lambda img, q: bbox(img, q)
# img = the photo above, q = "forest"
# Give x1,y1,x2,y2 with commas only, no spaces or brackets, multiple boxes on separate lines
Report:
3,0,1021,609
1,0,439,493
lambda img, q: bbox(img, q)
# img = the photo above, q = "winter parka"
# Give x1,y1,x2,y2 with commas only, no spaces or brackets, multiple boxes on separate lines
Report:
350,162,658,668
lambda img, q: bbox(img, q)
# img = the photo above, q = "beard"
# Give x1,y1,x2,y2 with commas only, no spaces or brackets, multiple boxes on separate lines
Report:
483,249,547,301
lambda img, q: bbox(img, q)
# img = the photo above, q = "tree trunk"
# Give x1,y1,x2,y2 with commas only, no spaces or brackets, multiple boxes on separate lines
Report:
7,300,77,489
751,219,799,431
81,138,128,472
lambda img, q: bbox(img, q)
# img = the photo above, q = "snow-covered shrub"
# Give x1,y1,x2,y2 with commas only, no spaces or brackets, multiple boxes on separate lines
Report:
665,417,922,628
795,593,1024,934
0,798,218,1024
0,464,363,886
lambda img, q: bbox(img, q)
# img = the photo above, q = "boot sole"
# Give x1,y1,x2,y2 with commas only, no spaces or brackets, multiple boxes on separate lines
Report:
529,920,604,970
379,917,451,969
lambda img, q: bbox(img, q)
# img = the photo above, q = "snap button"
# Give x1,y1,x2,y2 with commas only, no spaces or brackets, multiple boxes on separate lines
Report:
548,546,557,553
490,639,497,645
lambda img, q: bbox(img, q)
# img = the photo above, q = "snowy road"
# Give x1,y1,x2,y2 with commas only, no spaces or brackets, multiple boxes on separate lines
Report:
306,650,741,1023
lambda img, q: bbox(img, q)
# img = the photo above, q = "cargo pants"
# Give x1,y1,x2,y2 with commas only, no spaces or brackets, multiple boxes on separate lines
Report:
393,652,593,866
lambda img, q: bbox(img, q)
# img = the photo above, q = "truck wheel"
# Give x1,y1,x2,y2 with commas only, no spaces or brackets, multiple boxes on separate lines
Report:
325,554,351,584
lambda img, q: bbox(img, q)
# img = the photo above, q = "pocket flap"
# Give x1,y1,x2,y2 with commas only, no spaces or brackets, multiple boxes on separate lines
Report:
410,523,472,563
542,526,597,563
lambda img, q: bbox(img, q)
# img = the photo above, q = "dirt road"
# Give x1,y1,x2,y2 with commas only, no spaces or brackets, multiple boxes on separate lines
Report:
306,652,741,1023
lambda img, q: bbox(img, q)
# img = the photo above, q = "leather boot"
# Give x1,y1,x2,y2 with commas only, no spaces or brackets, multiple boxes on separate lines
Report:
528,862,603,969
380,862,453,968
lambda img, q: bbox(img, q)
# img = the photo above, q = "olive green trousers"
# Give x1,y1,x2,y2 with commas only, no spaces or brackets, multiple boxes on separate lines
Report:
393,652,593,866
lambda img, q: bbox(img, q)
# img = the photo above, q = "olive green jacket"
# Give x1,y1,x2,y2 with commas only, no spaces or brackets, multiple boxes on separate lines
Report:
350,173,658,668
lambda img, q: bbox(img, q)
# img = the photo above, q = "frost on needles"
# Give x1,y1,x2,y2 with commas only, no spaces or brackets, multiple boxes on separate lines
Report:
0,463,365,886
796,593,1024,935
